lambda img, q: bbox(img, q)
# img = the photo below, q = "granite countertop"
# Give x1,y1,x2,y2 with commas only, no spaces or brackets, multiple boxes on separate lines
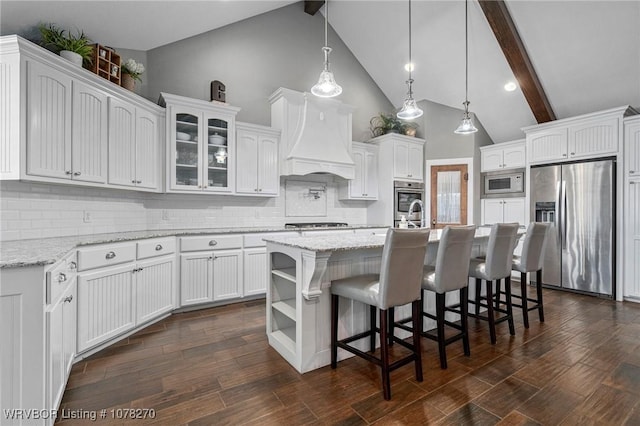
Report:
263,226,522,252
0,225,388,269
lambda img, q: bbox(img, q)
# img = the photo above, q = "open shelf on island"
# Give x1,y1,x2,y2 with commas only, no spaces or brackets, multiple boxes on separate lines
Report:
272,267,296,283
272,298,296,320
270,326,296,354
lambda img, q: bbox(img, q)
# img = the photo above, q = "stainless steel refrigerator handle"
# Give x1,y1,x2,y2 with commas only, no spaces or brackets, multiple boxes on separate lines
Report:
561,180,567,250
555,181,562,243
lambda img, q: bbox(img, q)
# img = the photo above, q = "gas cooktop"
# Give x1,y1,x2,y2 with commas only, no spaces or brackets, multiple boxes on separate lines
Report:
284,222,349,229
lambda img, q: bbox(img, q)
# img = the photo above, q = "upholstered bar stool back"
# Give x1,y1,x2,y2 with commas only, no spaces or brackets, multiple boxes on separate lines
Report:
468,223,519,344
330,228,430,400
512,222,549,328
421,225,476,369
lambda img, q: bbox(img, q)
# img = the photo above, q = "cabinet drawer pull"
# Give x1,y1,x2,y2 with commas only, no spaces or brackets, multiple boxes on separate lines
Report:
631,181,637,185
132,179,137,183
105,251,116,259
136,180,142,184
65,170,72,175
631,171,636,174
57,273,67,283
73,171,81,176
63,295,73,303
155,244,163,251
69,261,77,270
570,152,575,155
209,240,218,246
563,153,568,157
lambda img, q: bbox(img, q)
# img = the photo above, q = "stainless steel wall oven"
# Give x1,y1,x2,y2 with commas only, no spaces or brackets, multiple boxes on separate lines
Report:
394,181,424,227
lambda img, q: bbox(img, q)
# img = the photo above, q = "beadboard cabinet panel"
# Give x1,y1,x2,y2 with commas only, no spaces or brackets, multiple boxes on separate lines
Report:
135,108,160,190
108,98,136,187
135,257,174,324
212,249,242,301
180,253,213,306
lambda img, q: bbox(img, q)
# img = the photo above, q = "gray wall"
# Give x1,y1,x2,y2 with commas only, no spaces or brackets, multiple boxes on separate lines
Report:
144,3,393,141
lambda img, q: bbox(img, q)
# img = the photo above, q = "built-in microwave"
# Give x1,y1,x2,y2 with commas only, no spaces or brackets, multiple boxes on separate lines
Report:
482,169,525,198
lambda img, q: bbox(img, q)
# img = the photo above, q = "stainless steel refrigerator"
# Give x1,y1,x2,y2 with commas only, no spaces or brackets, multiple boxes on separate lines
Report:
530,159,615,297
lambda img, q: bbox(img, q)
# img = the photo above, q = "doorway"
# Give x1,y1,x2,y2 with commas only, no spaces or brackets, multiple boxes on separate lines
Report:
429,164,469,228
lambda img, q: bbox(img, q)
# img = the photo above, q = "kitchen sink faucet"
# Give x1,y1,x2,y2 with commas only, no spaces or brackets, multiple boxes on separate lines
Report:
407,199,426,228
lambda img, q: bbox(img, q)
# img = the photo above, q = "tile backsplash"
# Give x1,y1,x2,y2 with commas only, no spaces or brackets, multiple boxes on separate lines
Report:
0,176,368,241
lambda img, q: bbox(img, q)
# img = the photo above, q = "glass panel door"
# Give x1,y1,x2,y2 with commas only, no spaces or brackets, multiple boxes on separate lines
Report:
430,164,468,228
206,117,228,189
175,113,200,188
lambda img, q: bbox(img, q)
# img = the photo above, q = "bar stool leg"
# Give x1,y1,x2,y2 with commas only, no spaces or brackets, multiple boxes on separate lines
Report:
520,272,530,328
370,305,377,351
379,308,391,400
388,307,395,347
485,280,497,344
331,294,339,369
460,287,470,357
505,276,515,335
475,278,481,315
435,292,447,369
536,269,545,322
494,279,501,310
411,300,423,382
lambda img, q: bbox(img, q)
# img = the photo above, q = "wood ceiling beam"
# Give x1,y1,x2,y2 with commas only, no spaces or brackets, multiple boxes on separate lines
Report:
478,0,556,123
304,1,325,16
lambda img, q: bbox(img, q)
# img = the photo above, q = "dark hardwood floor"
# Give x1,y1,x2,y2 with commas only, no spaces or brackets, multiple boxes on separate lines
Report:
57,284,640,425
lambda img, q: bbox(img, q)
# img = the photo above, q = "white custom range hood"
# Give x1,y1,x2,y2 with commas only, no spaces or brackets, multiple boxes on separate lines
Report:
269,88,355,180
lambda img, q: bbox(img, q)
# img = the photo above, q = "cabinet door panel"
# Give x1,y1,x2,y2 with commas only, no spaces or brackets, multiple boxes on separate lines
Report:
72,81,108,183
108,98,136,186
502,145,526,169
393,142,409,178
135,109,159,189
136,257,174,324
213,249,242,301
503,198,526,225
244,248,267,296
625,181,640,298
407,143,423,180
527,129,568,164
482,199,504,225
258,135,279,195
627,122,640,176
77,264,134,352
27,60,72,179
364,149,378,198
569,118,618,158
180,253,212,306
171,109,202,191
236,130,259,194
349,149,365,197
481,149,504,172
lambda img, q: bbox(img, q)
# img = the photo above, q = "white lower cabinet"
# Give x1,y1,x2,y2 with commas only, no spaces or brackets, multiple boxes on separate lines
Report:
180,249,243,306
77,263,135,352
481,198,526,226
624,179,640,300
244,247,268,296
46,278,76,414
135,256,175,324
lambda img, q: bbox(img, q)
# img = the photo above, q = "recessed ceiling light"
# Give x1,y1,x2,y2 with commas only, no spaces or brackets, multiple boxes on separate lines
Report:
404,62,415,72
504,81,517,92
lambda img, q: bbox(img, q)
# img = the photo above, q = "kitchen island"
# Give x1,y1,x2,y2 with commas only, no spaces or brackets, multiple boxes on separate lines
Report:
264,227,514,373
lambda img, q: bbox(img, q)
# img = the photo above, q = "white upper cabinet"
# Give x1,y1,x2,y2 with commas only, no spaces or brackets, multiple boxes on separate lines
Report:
525,107,632,165
161,92,240,194
480,140,525,172
108,98,160,191
339,142,379,200
1,36,164,192
236,122,280,196
392,137,424,181
625,116,640,177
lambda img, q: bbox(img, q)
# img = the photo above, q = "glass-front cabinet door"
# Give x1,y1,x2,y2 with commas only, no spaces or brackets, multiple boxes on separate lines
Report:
204,115,229,190
163,92,239,193
174,111,201,190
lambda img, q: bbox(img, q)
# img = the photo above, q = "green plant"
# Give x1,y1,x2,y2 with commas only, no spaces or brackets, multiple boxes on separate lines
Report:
38,23,93,65
370,113,419,137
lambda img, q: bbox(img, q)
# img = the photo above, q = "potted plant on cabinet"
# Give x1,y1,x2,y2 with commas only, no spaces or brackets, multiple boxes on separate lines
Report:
370,112,419,138
38,23,93,67
121,58,145,91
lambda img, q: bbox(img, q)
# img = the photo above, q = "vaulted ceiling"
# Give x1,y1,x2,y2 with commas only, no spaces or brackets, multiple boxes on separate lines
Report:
2,0,638,143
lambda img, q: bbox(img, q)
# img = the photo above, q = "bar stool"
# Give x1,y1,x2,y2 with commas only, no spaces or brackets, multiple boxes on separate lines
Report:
330,228,430,400
511,222,549,328
468,223,519,344
394,226,476,369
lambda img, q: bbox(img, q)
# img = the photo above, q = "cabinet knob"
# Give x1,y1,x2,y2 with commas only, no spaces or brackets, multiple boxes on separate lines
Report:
570,152,575,155
631,171,636,174
255,189,259,192
132,179,137,183
209,240,218,246
57,273,67,282
136,180,142,184
73,171,81,176
65,171,72,175
208,256,213,260
69,261,77,270
155,244,163,251
563,153,568,157
631,181,637,185
105,251,116,259
63,295,73,303
258,189,262,192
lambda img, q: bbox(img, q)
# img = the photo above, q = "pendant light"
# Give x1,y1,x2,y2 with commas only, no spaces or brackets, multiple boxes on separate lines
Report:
454,0,478,134
397,0,423,120
311,0,342,98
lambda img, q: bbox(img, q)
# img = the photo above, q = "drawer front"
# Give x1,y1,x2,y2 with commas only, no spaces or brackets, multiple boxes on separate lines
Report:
244,232,298,248
137,237,176,260
46,251,78,304
180,235,243,252
77,242,136,271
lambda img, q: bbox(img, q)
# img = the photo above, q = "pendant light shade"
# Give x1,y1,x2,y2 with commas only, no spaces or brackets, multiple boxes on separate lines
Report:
454,0,478,134
397,0,423,120
311,1,342,98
